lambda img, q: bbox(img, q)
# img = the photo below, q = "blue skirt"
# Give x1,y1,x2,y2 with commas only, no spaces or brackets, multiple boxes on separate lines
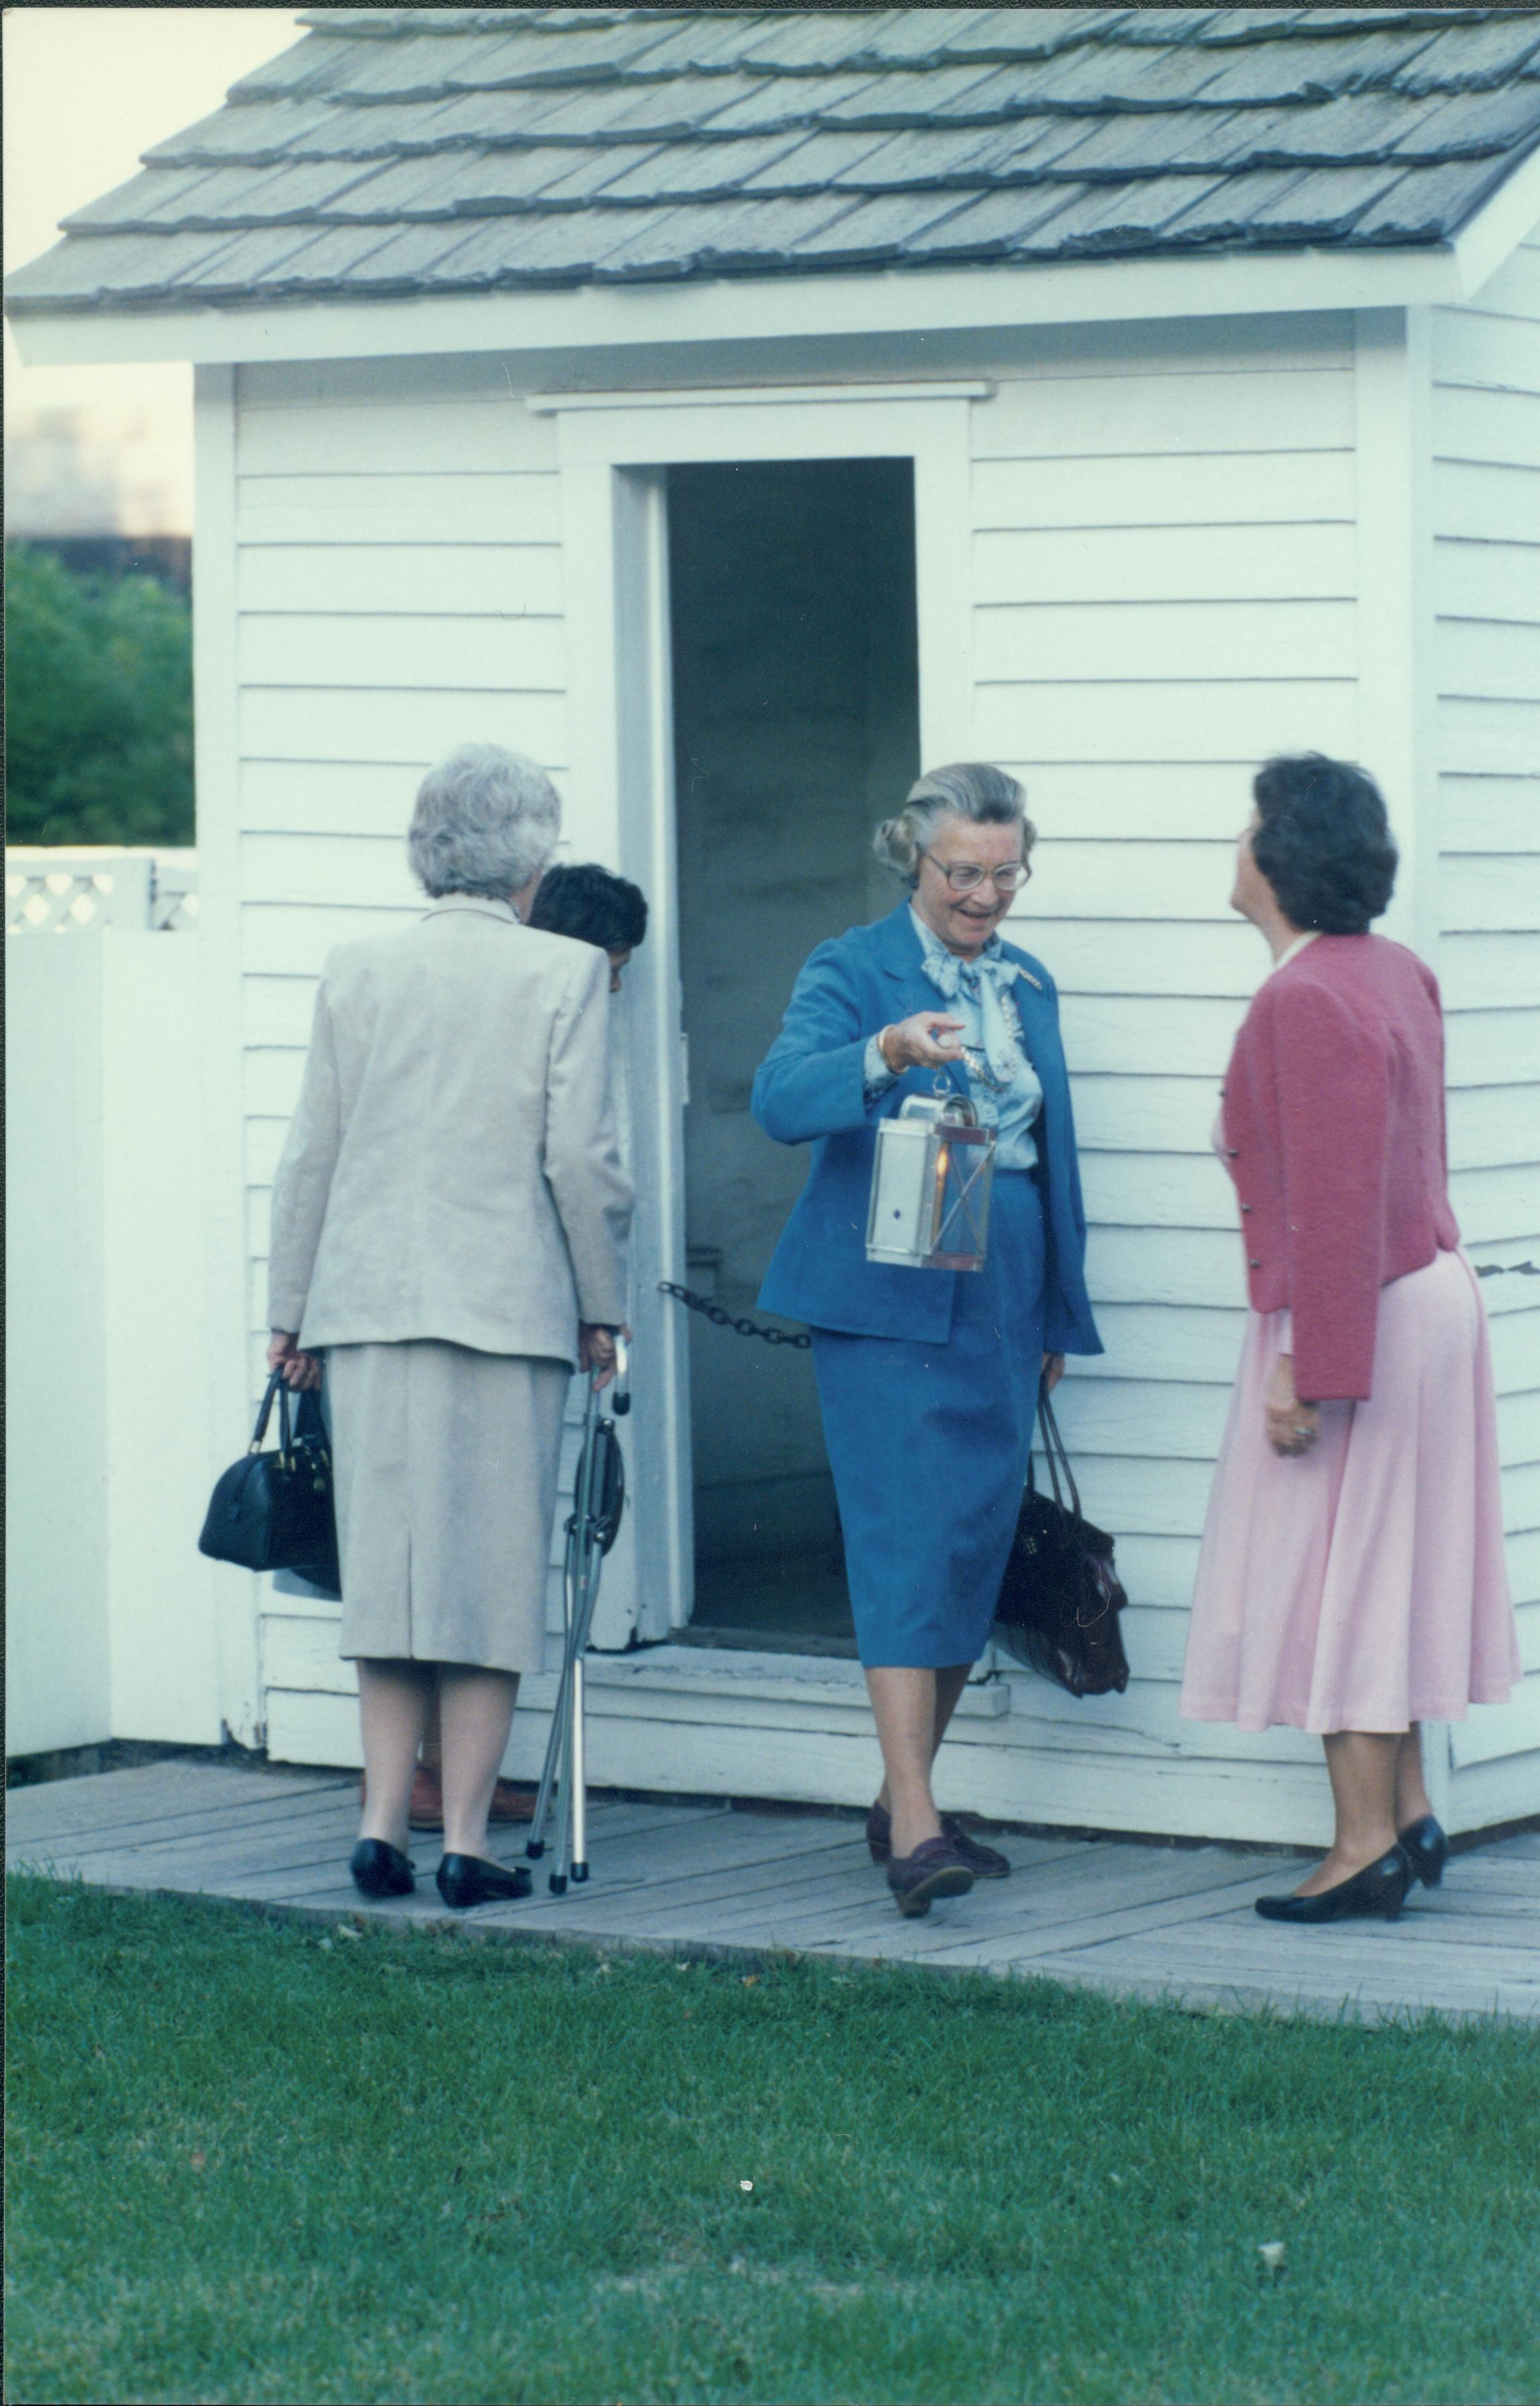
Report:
810,1171,1046,1669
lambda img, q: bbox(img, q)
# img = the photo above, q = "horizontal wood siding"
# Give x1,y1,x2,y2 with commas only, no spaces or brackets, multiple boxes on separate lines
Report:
969,320,1354,1799
236,301,1535,1836
1432,231,1540,1805
972,306,1533,1828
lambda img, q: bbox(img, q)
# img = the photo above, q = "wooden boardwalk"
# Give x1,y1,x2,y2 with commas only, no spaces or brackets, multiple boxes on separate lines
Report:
8,1761,1538,2025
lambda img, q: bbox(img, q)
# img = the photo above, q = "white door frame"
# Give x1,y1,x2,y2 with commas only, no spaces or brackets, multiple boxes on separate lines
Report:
541,382,985,1639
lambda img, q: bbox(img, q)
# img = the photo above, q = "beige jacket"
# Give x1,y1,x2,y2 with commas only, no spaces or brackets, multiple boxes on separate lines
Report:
268,895,632,1362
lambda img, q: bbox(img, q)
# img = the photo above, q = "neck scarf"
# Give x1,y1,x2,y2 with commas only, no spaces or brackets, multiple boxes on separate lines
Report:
911,907,1022,1090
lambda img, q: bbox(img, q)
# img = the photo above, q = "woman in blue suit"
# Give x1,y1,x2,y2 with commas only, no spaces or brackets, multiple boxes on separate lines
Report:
752,764,1101,1916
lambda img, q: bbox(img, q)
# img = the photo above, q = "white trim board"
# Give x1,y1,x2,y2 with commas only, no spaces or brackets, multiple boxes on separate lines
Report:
7,244,1484,371
528,381,996,412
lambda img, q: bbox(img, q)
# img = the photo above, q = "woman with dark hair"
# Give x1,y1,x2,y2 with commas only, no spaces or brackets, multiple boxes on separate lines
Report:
531,861,648,991
1180,754,1518,1923
753,764,1101,1917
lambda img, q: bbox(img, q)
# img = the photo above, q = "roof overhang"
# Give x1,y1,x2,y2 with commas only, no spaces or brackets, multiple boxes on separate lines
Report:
11,143,1539,369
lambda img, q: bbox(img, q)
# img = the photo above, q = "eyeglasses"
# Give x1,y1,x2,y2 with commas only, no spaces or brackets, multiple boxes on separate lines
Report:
918,850,1032,895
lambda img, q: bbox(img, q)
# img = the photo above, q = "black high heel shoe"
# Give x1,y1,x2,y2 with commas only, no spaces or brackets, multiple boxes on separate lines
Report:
350,1838,415,1899
1398,1814,1449,1888
1254,1846,1410,1924
436,1853,532,1911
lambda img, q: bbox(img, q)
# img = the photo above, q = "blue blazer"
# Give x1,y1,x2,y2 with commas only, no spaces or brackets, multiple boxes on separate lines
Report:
751,902,1103,1353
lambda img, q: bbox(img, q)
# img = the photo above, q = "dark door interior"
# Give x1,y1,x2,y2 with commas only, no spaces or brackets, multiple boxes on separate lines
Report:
667,457,920,1655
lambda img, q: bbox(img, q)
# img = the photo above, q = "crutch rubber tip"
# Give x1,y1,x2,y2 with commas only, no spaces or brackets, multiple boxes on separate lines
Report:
525,1840,545,1859
571,1863,590,1883
549,1873,567,1895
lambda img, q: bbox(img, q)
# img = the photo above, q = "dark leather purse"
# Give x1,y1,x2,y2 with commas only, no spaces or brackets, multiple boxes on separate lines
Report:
995,1380,1130,1697
198,1369,339,1591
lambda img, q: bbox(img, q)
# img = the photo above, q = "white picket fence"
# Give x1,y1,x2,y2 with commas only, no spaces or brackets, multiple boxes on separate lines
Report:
5,849,225,1758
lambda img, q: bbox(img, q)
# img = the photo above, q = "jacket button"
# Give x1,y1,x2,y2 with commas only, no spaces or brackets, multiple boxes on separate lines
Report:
1227,1147,1240,1159
1248,1257,1262,1269
1240,1203,1252,1214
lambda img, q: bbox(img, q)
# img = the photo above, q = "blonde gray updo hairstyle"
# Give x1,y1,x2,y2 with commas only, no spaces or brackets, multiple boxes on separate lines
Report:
408,743,561,900
873,762,1036,886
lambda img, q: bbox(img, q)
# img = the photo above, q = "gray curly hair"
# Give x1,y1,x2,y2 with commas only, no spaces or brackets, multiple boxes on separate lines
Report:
873,762,1036,885
407,743,561,900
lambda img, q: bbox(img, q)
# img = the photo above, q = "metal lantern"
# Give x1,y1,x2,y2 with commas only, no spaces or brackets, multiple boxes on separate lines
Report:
865,1092,997,1271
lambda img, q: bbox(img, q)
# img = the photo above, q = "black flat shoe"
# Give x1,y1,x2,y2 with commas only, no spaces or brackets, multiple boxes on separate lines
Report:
435,1853,533,1911
350,1839,415,1899
867,1803,1010,1880
887,1836,975,1920
1254,1846,1410,1924
1398,1814,1449,1889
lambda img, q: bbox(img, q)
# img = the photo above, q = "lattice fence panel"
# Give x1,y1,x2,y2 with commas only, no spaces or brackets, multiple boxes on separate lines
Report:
5,849,199,935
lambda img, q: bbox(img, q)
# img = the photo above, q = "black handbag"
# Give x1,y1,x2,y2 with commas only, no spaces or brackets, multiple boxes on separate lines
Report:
198,1370,340,1590
995,1380,1130,1697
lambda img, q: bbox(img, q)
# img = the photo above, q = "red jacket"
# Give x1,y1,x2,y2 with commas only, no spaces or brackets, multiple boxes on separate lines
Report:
1220,934,1460,1402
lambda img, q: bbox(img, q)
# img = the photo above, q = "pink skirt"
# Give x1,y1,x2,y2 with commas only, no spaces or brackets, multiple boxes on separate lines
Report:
1180,1248,1519,1735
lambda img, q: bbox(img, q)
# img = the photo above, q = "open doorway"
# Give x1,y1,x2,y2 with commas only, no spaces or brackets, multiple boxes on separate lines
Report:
666,457,920,1655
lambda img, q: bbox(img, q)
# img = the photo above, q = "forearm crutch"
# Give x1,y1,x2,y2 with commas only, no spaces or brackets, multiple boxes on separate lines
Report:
525,1337,628,1893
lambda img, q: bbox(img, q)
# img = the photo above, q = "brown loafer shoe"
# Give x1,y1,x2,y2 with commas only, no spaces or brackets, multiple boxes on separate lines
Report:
488,1777,537,1826
867,1803,1010,1880
360,1770,537,1833
887,1835,975,1919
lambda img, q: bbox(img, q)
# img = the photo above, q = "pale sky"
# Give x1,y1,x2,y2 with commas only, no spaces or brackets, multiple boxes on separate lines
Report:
3,7,305,534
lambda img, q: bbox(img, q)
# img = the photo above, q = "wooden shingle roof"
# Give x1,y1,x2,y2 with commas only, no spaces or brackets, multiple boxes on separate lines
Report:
9,6,1540,315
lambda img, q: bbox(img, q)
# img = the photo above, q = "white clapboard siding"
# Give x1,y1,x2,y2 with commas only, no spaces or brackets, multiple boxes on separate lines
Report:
1030,840,1240,923
1438,775,1540,851
237,615,567,693
1057,993,1246,1076
976,600,1356,685
1435,542,1540,623
973,522,1359,607
972,450,1356,533
237,543,565,618
243,973,325,1047
1433,229,1540,1809
976,680,1359,765
238,686,569,766
225,297,1537,1838
1019,916,1263,998
1441,931,1540,1009
239,831,426,910
1449,1085,1540,1167
971,365,1358,459
1443,1006,1540,1085
1440,853,1540,932
963,327,1362,1820
1070,1074,1223,1153
236,473,563,548
1000,761,1297,841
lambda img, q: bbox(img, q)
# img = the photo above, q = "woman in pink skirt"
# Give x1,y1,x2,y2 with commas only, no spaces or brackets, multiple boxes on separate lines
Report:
1180,754,1519,1924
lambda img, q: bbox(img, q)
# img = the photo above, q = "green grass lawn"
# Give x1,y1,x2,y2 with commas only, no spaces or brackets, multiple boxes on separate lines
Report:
7,1876,1539,2406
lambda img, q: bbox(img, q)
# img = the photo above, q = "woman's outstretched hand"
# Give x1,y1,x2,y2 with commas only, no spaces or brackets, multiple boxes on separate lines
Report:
1266,1353,1320,1457
877,1012,965,1074
267,1331,323,1392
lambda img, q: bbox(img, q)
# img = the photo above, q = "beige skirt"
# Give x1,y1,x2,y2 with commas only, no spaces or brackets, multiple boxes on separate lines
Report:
327,1339,569,1675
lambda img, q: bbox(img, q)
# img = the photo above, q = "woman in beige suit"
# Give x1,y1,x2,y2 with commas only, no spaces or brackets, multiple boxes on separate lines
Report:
267,744,632,1911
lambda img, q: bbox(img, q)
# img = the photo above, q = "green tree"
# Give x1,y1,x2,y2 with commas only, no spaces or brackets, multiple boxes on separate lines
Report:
4,543,194,846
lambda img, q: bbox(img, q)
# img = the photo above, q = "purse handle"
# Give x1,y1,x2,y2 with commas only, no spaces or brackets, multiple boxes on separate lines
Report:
249,1369,294,1460
1033,1378,1083,1529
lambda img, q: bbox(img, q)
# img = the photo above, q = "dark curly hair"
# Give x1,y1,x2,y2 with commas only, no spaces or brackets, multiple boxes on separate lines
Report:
1251,754,1398,935
529,861,648,953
